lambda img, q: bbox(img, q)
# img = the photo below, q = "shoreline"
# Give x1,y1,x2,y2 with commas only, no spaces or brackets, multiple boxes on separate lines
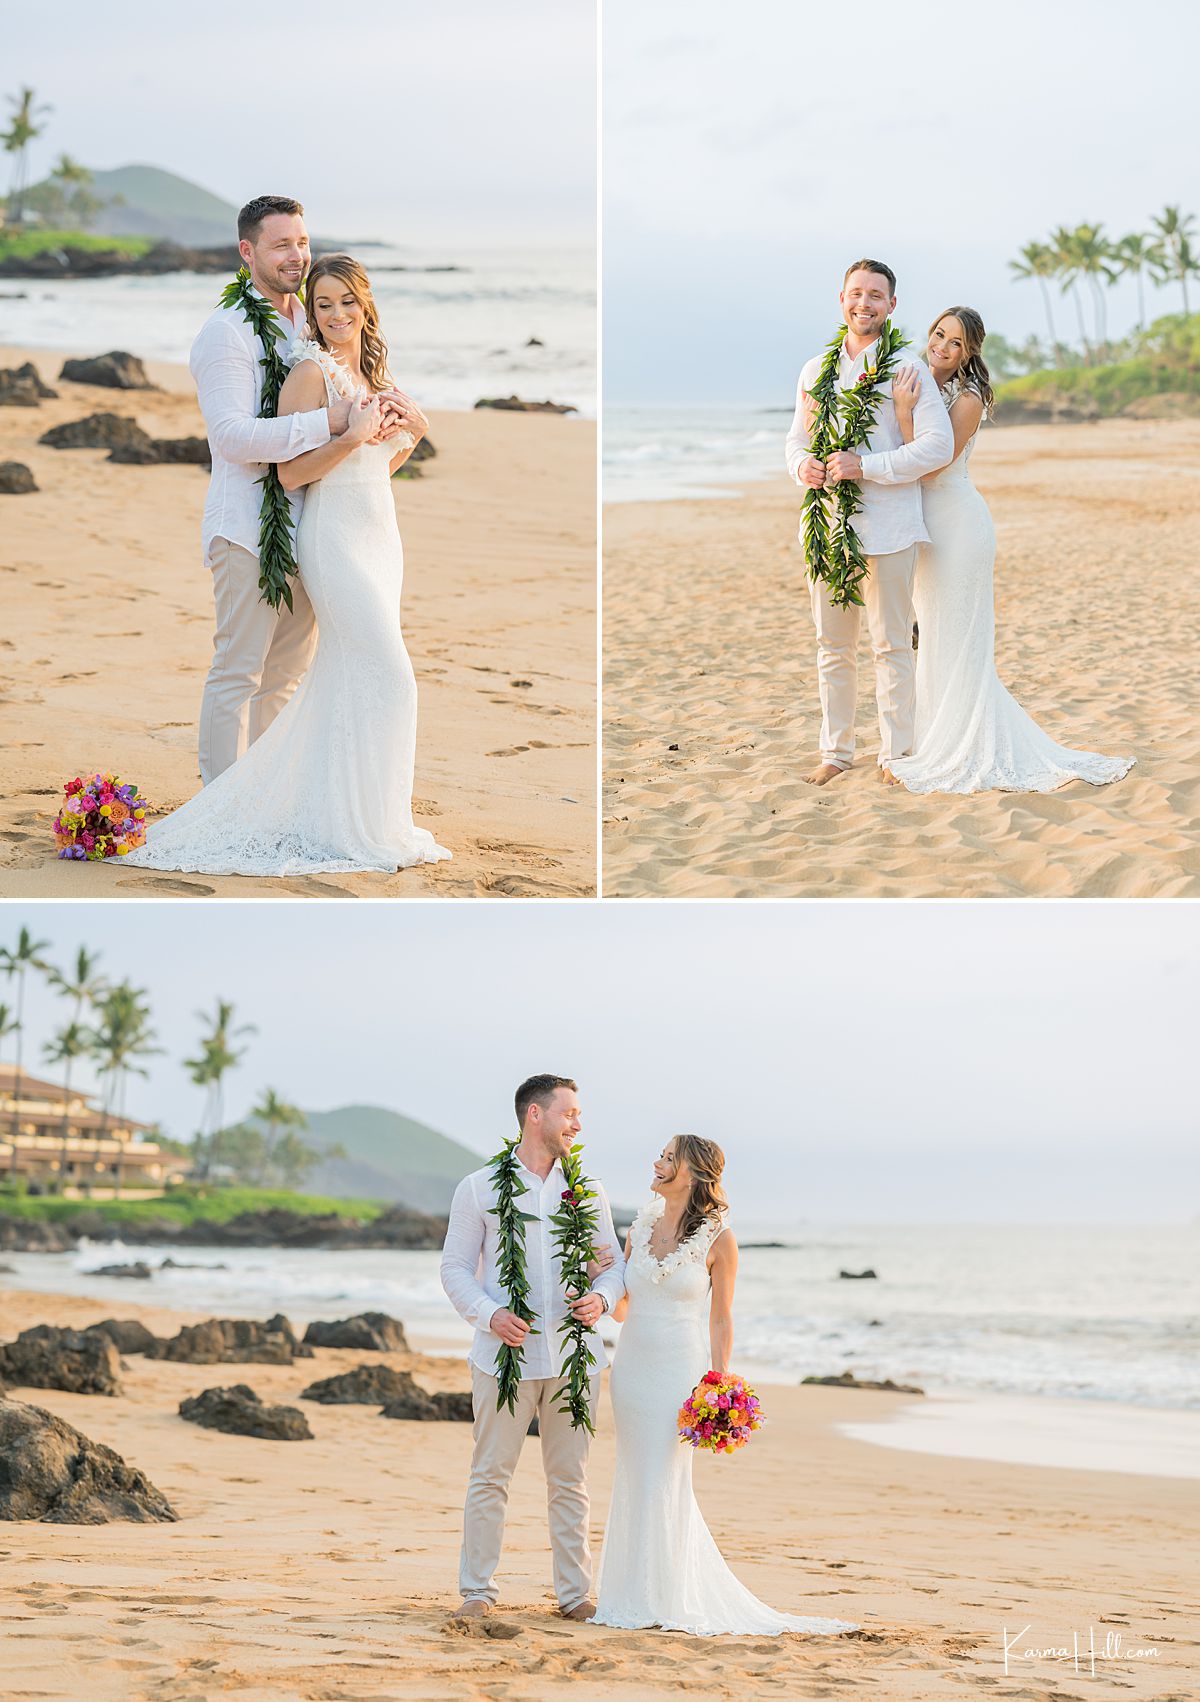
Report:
0,343,597,898
2,1286,1193,1700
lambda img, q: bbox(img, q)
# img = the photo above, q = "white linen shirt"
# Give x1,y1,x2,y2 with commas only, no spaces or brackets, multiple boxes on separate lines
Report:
440,1158,627,1379
189,288,331,567
784,339,954,557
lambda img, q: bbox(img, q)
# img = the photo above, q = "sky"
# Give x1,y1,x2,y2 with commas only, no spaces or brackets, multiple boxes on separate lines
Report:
6,1,596,247
5,902,1196,1227
604,0,1200,402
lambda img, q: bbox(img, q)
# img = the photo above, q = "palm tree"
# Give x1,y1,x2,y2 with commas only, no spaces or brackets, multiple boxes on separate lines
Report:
42,1022,94,1193
2,87,52,225
0,1002,18,1180
1149,205,1199,316
1009,240,1061,362
0,927,52,1165
1069,223,1118,361
251,1088,308,1184
45,945,107,1188
1050,225,1092,362
87,981,160,1194
185,1000,256,1178
1115,232,1164,333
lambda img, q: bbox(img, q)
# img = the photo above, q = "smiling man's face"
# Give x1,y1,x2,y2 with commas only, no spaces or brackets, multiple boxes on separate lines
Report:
242,212,311,299
839,268,896,342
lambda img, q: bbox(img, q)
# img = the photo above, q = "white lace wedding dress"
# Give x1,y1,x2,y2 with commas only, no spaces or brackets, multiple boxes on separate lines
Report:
593,1196,859,1637
126,338,451,876
889,377,1134,795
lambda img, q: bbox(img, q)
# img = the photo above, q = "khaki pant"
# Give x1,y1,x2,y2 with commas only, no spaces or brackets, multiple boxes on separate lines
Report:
197,539,317,786
460,1363,599,1611
808,543,918,769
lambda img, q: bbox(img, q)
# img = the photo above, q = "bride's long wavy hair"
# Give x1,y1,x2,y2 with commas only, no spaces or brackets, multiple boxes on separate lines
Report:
929,305,994,418
304,254,391,392
671,1135,729,1246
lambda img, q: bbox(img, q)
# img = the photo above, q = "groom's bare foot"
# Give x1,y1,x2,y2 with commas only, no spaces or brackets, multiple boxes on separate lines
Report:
878,766,901,786
804,763,845,786
458,1599,491,1618
561,1600,597,1621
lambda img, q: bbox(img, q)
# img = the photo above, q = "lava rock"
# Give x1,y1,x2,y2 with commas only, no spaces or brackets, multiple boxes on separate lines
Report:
302,1311,409,1353
90,1261,153,1280
838,1268,877,1280
301,1365,420,1405
108,436,211,467
381,1387,473,1422
59,351,156,390
0,360,55,406
0,1325,123,1396
473,394,578,414
148,1314,304,1365
83,1319,161,1357
800,1371,924,1395
0,1216,73,1252
39,412,152,452
0,462,37,494
178,1383,312,1441
0,1397,177,1523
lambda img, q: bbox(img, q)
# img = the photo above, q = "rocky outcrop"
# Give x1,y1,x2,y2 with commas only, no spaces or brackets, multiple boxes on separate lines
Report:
108,436,211,467
0,242,242,280
838,1268,877,1280
0,361,57,406
382,1387,473,1423
301,1365,419,1405
0,1325,123,1396
0,1216,73,1252
58,351,157,391
39,412,152,452
0,1204,446,1253
90,1260,153,1280
474,395,578,415
83,1319,161,1357
801,1371,924,1395
302,1312,408,1353
148,1314,310,1365
0,462,37,494
0,1397,178,1522
178,1384,313,1441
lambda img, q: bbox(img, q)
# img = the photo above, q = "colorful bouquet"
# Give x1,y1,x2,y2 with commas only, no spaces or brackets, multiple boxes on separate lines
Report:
678,1370,764,1455
53,773,148,861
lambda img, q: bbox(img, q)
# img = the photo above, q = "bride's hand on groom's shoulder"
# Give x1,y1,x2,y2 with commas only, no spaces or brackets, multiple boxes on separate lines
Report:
587,1245,616,1283
891,364,921,419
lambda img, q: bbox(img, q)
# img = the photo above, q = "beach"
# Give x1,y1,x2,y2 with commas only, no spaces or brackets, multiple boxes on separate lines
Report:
0,345,596,898
602,418,1200,898
1,1286,1194,1702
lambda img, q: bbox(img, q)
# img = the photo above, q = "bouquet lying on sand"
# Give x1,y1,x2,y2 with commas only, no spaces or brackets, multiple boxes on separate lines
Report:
678,1371,764,1454
53,773,149,861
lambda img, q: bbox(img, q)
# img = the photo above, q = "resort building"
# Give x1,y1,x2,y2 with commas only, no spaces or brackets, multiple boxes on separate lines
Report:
0,1066,185,1197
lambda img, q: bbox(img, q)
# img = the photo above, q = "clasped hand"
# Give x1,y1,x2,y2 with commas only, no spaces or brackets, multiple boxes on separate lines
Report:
800,450,863,488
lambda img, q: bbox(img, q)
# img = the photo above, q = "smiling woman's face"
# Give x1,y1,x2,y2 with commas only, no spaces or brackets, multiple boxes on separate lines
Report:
927,315,966,377
651,1139,691,1193
311,278,366,352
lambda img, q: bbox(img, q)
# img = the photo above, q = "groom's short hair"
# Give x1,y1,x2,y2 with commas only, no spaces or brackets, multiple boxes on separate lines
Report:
843,257,897,295
515,1074,577,1126
238,195,305,243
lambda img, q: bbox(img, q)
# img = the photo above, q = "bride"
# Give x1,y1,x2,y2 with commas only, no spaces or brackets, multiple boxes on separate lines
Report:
885,307,1134,795
126,253,451,876
589,1135,858,1638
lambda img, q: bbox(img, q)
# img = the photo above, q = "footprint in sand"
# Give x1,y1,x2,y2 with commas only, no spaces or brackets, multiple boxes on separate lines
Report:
488,745,530,757
116,876,215,896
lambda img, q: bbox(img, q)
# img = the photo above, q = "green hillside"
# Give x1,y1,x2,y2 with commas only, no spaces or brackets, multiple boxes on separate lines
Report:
21,163,242,246
994,312,1200,421
298,1105,485,1213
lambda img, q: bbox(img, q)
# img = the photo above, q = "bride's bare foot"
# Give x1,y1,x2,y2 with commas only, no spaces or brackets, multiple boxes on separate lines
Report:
804,763,845,786
878,766,902,786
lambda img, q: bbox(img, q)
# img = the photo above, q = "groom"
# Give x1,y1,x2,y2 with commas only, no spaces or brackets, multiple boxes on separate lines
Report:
440,1074,625,1621
189,193,405,786
785,258,954,785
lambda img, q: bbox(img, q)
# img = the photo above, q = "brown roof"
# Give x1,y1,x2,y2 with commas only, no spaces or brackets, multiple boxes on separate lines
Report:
0,1067,81,1103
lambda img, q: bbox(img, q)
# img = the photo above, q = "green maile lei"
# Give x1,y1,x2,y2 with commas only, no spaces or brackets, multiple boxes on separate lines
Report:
801,318,910,609
218,266,302,614
488,1138,603,1433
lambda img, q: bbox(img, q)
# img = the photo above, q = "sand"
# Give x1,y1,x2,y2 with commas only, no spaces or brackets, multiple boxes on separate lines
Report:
2,1288,1193,1702
602,419,1200,898
0,346,596,898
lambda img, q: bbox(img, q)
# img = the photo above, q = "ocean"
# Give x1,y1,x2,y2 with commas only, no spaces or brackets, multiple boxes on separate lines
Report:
4,1220,1195,1414
603,402,790,503
1,242,595,418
